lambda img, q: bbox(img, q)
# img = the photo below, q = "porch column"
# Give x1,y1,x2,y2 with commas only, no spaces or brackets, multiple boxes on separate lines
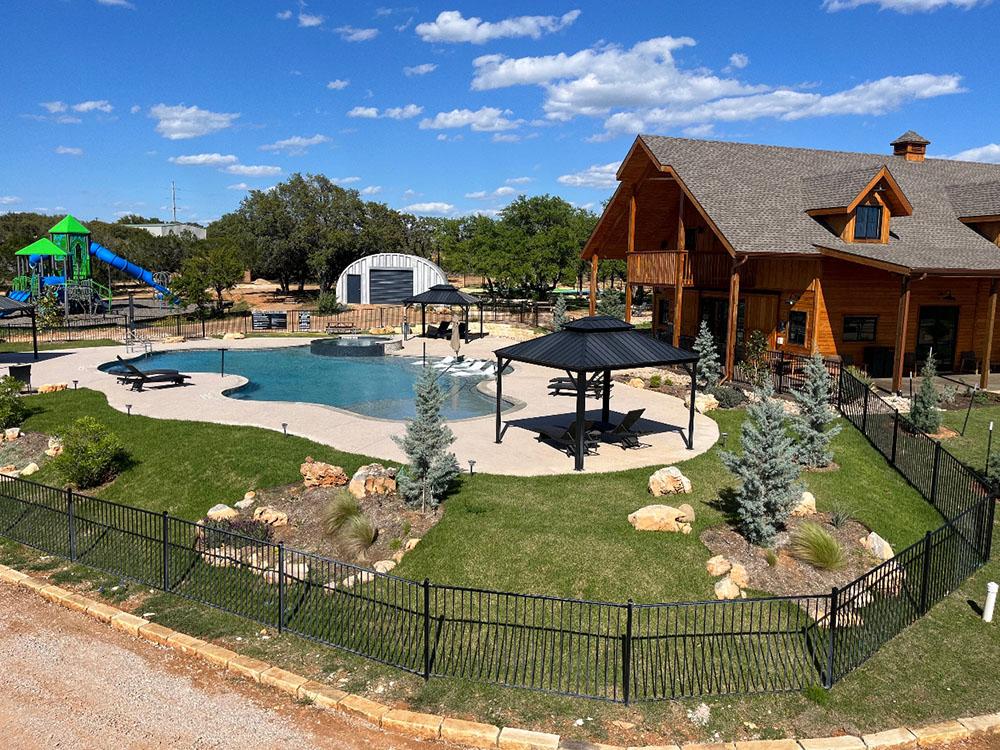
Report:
725,260,741,380
624,284,632,323
625,190,636,323
589,255,598,316
982,279,998,390
672,253,684,347
891,276,911,394
574,370,587,471
687,361,697,450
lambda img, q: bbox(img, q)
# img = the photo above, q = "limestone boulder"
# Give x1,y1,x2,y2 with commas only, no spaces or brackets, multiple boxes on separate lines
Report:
791,491,817,518
373,560,397,574
253,506,288,527
628,504,691,533
677,503,696,523
648,466,692,496
684,392,720,414
714,576,741,600
37,383,68,394
4,427,20,441
163,336,186,344
222,332,246,340
862,531,895,561
348,463,398,499
627,377,646,389
20,462,39,477
44,446,63,458
404,537,421,552
300,457,349,488
729,562,750,589
0,464,19,477
234,498,255,510
206,503,239,522
705,555,731,577
341,571,375,588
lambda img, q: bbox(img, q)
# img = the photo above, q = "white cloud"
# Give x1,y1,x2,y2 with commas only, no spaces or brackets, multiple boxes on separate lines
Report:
383,104,423,119
506,176,532,185
0,196,22,205
55,145,84,156
416,9,581,44
225,164,282,176
403,201,455,214
276,10,293,20
150,103,240,139
466,186,518,199
419,107,521,132
326,79,350,90
72,99,113,113
823,0,987,11
299,12,324,27
361,185,383,195
331,176,361,184
227,182,252,190
492,133,521,143
947,143,1000,163
259,134,330,154
682,123,715,137
169,153,239,166
471,35,964,136
556,161,620,189
40,101,67,113
403,63,437,76
129,104,141,114
728,52,749,69
97,0,134,8
336,25,379,41
348,106,380,118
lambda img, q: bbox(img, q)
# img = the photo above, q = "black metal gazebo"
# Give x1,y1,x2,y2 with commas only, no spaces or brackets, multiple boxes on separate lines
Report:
494,316,700,470
402,284,484,343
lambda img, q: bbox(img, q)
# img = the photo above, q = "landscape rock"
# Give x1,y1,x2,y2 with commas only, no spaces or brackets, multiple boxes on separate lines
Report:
0,464,18,477
202,546,238,568
791,491,817,517
222,332,246,340
4,427,20,441
348,463,398,499
253,506,288,527
243,491,256,501
206,503,238,522
714,576,742,600
341,571,375,588
234,498,255,510
648,466,692,496
37,383,68,394
404,538,421,552
628,504,690,533
163,335,185,344
627,377,645,389
44,446,63,458
862,531,895,561
391,549,405,563
20,462,39,477
706,555,732,577
284,562,309,581
677,502,696,523
684,392,720,414
373,560,397,574
300,457,349,488
729,562,750,589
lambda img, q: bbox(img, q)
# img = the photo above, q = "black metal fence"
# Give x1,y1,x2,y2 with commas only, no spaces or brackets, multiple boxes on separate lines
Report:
0,368,992,702
733,349,843,397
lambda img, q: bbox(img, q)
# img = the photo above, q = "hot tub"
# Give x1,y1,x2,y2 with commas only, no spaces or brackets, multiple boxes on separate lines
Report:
310,335,403,358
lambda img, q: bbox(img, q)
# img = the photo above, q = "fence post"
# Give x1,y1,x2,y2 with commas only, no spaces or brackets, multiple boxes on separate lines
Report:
861,386,870,435
984,493,997,561
919,531,932,614
201,317,206,339
930,442,942,506
423,578,431,681
622,599,633,705
161,511,169,591
825,586,839,688
67,488,76,561
777,351,785,394
277,542,285,633
891,410,899,464
836,366,844,411
175,314,181,337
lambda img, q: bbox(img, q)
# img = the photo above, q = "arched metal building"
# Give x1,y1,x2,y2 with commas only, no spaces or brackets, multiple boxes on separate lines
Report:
335,253,448,305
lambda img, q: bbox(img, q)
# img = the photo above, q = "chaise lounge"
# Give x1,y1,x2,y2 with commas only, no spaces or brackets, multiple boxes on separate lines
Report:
535,419,601,456
602,408,647,449
115,357,192,391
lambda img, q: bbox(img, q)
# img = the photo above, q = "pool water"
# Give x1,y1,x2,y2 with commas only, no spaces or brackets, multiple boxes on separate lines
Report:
106,347,498,421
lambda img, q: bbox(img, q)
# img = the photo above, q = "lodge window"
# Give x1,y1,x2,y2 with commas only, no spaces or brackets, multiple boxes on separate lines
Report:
854,205,883,240
788,310,807,346
843,315,877,342
684,227,699,252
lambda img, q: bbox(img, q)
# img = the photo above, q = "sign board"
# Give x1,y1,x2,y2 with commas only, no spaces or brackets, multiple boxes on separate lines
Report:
251,310,288,331
297,311,311,331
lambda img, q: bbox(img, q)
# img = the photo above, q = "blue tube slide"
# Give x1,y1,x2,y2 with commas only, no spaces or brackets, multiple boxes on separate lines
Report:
89,241,171,297
42,275,66,286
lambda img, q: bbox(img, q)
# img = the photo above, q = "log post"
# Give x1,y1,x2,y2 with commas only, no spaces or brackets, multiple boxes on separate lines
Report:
589,255,598,316
891,276,911,394
673,190,685,347
725,260,741,379
981,279,998,390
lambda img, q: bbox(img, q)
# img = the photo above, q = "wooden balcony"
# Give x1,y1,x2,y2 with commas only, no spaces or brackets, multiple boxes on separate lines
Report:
627,250,732,288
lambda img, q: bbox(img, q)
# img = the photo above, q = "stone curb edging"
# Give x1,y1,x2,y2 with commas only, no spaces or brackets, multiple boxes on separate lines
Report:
1,564,997,750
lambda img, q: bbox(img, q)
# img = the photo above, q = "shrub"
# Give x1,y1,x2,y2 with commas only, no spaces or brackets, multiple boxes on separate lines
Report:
316,291,347,315
649,374,662,389
596,288,625,319
791,353,841,469
203,517,274,549
552,295,568,330
741,330,770,388
230,300,250,314
693,320,722,389
708,385,745,409
909,352,941,434
986,452,1000,494
342,513,377,559
789,522,845,570
846,365,873,389
51,417,130,489
322,492,361,536
0,376,27,429
828,500,852,529
765,549,778,567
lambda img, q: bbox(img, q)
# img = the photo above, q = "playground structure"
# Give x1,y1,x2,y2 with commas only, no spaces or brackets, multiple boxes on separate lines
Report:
9,215,173,316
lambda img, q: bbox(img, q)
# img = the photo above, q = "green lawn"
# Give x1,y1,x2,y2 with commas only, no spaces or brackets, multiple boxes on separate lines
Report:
0,339,120,353
940,403,1000,472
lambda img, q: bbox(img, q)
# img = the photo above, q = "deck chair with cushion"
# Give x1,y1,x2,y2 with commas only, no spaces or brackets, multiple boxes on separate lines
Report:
436,320,452,339
535,419,600,457
548,374,604,397
603,408,647,449
6,364,32,393
116,358,191,391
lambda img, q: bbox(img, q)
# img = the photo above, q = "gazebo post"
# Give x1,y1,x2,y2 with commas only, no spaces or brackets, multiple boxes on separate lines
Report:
575,370,587,471
421,304,426,337
602,368,611,425
687,361,698,450
464,304,470,343
479,303,484,340
495,356,504,443
30,305,39,362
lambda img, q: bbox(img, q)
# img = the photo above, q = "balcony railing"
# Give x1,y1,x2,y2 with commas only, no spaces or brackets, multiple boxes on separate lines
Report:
627,251,732,287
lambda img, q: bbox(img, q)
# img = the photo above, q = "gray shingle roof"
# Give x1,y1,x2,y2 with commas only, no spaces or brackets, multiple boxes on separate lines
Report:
947,181,1000,219
891,130,930,146
639,134,1000,272
801,166,886,211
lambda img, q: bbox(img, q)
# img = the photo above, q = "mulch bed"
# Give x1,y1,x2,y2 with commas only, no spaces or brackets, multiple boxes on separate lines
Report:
0,431,51,473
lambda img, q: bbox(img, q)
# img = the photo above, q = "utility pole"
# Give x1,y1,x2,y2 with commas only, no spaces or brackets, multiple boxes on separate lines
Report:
171,181,177,223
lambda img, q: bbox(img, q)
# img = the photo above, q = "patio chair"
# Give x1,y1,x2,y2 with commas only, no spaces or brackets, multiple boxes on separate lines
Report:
115,358,191,392
602,408,647,449
6,364,31,393
535,419,600,456
548,375,603,397
436,320,452,339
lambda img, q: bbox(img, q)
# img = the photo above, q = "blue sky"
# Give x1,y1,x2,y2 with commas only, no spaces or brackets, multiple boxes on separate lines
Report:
2,0,998,224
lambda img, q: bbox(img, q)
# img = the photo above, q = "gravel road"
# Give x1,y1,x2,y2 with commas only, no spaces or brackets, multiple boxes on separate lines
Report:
0,583,432,749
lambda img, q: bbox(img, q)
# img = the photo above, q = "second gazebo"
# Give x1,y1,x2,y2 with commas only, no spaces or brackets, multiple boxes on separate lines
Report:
403,283,484,343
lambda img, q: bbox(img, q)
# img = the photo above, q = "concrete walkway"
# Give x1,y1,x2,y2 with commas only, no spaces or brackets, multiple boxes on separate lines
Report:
6,335,717,476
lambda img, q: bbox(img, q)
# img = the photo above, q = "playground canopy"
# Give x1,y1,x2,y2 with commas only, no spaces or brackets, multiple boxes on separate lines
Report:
49,215,91,235
15,238,66,257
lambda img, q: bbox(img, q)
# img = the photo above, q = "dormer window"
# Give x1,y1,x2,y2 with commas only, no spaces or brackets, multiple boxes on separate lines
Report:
854,205,883,240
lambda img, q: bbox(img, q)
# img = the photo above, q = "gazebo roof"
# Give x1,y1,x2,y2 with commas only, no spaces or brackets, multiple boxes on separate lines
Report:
48,214,90,235
495,315,699,372
0,296,33,315
15,238,67,257
403,283,482,307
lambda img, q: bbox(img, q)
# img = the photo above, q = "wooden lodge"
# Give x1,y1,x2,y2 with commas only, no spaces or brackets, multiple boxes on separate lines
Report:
582,131,1000,392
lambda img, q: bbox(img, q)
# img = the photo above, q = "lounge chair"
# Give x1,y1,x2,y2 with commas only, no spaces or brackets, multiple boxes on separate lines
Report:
114,355,181,384
436,321,452,339
535,419,600,456
603,408,647,449
548,375,604,397
116,359,191,391
7,364,31,393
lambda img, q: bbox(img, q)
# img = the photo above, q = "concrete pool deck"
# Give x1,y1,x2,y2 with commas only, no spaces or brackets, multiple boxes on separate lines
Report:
7,335,718,476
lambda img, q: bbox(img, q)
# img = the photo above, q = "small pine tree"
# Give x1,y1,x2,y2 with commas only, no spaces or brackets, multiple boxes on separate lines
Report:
692,320,722,389
552,295,568,330
720,385,803,546
596,289,626,320
791,353,842,468
909,352,941,434
393,366,460,513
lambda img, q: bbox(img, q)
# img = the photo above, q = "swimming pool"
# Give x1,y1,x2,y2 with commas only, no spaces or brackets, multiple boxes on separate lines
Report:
104,347,499,421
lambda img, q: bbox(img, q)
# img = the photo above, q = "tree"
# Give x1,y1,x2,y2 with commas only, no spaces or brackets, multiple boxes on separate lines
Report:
720,385,803,546
742,330,771,388
169,262,212,317
552,294,568,330
35,290,64,332
910,352,941,434
596,288,625,319
791,353,842,468
172,239,242,314
393,366,460,513
693,320,722,389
